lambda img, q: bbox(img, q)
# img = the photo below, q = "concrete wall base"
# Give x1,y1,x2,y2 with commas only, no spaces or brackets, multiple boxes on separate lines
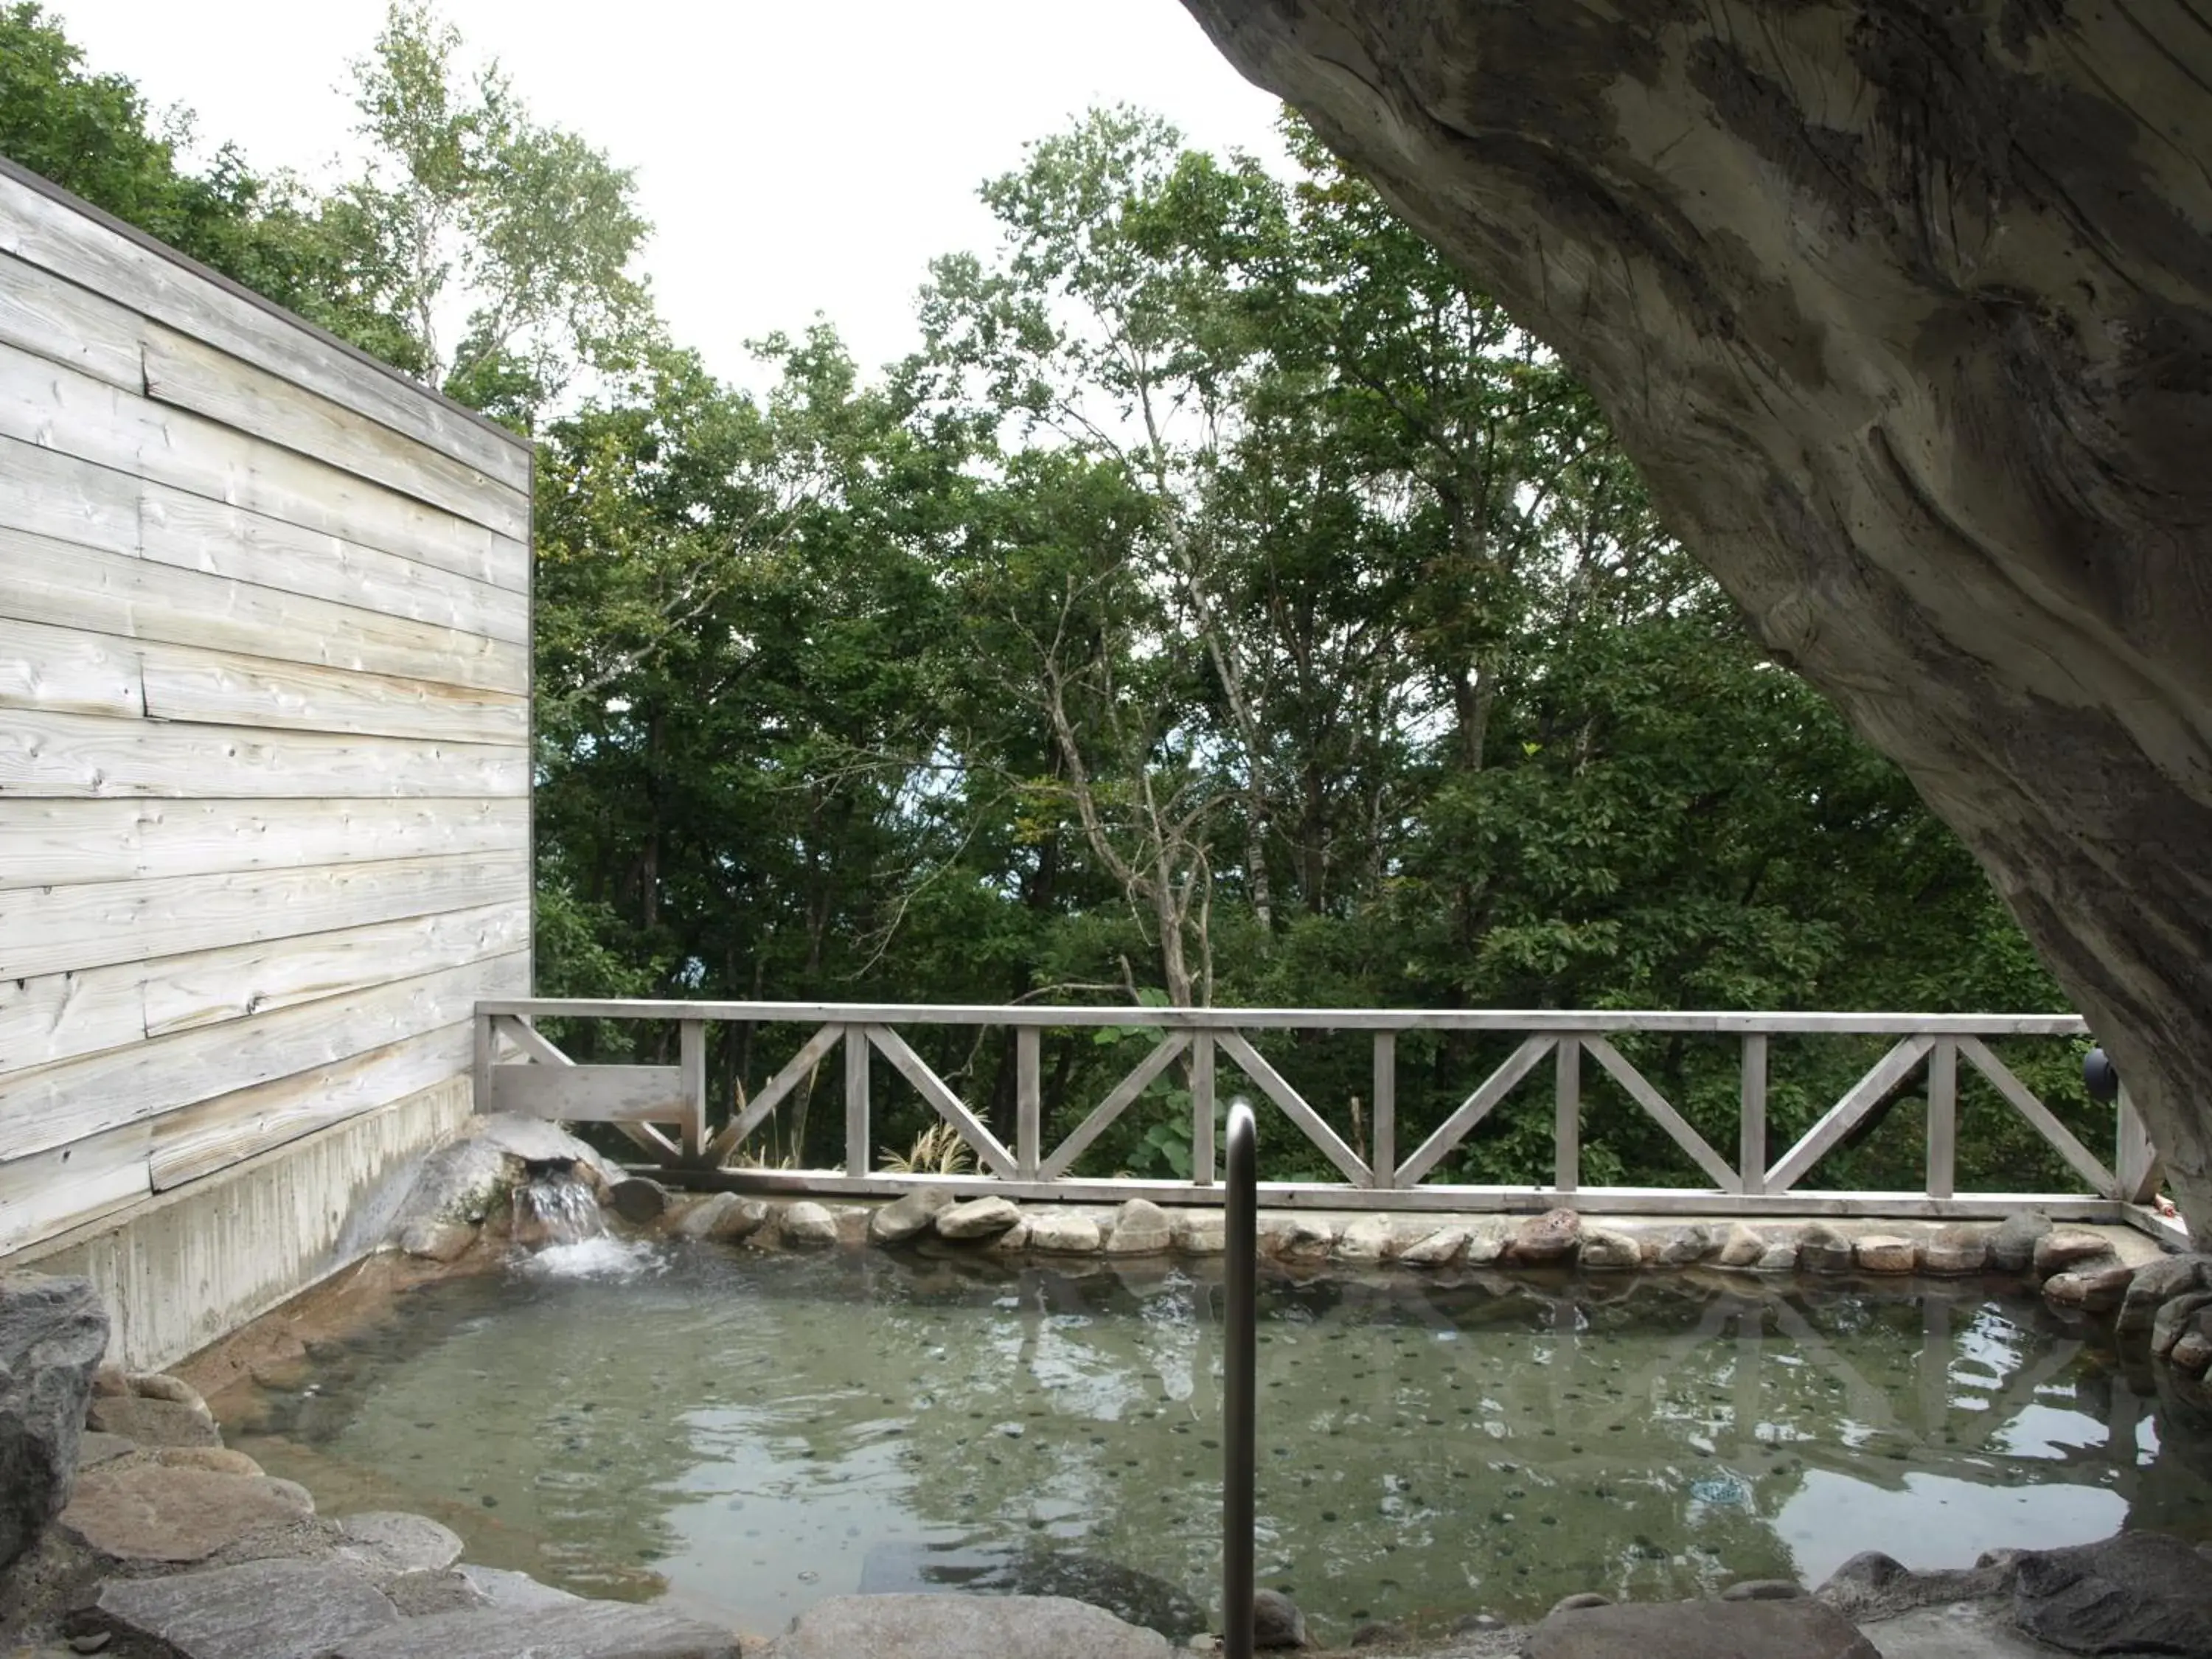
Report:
1,1077,471,1370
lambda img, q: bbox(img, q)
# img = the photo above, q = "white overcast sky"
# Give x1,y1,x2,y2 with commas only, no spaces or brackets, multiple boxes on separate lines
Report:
46,0,1290,392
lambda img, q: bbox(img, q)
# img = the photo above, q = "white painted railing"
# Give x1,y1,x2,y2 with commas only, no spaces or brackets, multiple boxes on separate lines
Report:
473,1000,2163,1223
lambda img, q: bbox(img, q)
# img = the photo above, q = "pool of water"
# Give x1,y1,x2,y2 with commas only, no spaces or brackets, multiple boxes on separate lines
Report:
206,1242,2212,1641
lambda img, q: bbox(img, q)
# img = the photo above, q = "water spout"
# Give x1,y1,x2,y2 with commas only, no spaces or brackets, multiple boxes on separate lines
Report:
512,1166,606,1250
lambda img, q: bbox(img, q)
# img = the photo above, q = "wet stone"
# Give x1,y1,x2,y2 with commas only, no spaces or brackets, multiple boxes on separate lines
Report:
1644,1225,1714,1266
1332,1215,1397,1265
2041,1261,2135,1312
2033,1231,2116,1279
85,1396,220,1448
90,1556,400,1659
1105,1200,1175,1256
1509,1208,1582,1265
1753,1240,1799,1273
606,1178,668,1225
778,1201,840,1247
936,1197,1023,1241
1253,1587,1307,1649
1398,1226,1469,1267
1989,1211,2052,1274
1172,1211,1226,1255
1714,1223,1765,1269
1526,1599,1878,1659
2169,1311,2212,1374
1549,1593,1613,1615
2152,1290,2212,1357
1921,1225,1989,1276
334,1512,464,1579
1799,1225,1856,1275
1349,1618,1407,1646
1028,1213,1104,1254
869,1188,955,1245
672,1193,771,1244
397,1220,475,1263
2119,1253,2212,1335
1579,1228,1641,1271
1854,1236,1920,1274
1264,1217,1335,1262
1720,1579,1804,1601
1463,1227,1509,1266
2012,1531,2212,1656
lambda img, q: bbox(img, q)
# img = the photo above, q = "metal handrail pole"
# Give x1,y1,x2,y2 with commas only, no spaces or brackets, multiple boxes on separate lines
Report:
1223,1097,1257,1659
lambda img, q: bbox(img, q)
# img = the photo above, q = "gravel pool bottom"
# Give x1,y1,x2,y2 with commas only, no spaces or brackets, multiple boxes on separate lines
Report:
212,1244,2212,1641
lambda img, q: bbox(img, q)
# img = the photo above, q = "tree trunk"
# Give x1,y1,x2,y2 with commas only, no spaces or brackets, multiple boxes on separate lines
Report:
1181,0,2212,1235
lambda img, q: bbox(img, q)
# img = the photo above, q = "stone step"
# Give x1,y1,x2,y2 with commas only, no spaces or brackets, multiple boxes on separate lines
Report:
89,1557,401,1659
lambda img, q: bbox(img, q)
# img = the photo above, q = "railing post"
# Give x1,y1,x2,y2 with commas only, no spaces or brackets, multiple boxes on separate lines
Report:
678,1018,707,1163
1192,1032,1217,1186
472,1009,495,1115
1554,1034,1581,1194
843,1023,870,1178
1016,1026,1042,1180
1925,1036,1956,1199
1223,1097,1257,1659
1370,1032,1396,1189
2117,1084,2162,1204
1739,1034,1768,1196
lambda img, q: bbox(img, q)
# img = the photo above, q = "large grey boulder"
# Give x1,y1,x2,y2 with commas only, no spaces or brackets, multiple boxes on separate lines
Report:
2011,1531,2212,1655
771,1593,1171,1659
671,1193,771,1244
0,1272,108,1571
1173,0,2212,1234
938,1197,1023,1241
1105,1200,1175,1256
1524,1599,1879,1658
2118,1253,2212,1337
89,1557,401,1659
389,1115,613,1233
1989,1213,2054,1275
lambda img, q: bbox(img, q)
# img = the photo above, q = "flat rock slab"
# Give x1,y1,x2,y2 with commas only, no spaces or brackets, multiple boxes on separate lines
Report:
92,1557,400,1659
1526,1599,1879,1659
61,1464,315,1563
454,1563,589,1611
2011,1531,2212,1655
327,1599,740,1659
771,1593,1171,1659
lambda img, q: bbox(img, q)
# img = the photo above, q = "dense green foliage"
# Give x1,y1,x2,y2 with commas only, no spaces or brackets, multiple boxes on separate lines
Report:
3,10,2099,1193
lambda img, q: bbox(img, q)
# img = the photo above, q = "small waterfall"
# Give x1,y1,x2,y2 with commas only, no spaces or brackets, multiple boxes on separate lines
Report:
511,1167,607,1250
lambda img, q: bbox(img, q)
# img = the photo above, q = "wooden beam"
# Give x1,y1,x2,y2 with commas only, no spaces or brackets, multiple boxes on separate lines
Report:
490,1062,688,1124
0,796,526,891
151,1020,472,1189
0,854,526,982
1394,1035,1557,1187
1554,1034,1582,1194
1,708,525,801
863,1024,1017,1179
0,900,528,1074
0,173,534,498
1040,1032,1192,1180
703,1023,843,1164
1191,1032,1216,1187
142,322,529,542
1739,1033,1768,1197
1015,1026,1041,1180
1925,1037,1958,1200
491,1014,574,1069
2116,1086,2162,1206
474,998,2090,1039
0,526,527,694
0,950,526,1162
1584,1034,1740,1191
678,1020,707,1161
1215,1032,1369,1186
1764,1036,1935,1194
0,1117,151,1253
844,1024,870,1179
1958,1036,2118,1197
0,338,525,586
1370,1032,1396,1190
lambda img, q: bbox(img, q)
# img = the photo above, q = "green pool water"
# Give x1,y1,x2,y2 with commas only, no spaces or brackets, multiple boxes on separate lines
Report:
209,1239,2212,1642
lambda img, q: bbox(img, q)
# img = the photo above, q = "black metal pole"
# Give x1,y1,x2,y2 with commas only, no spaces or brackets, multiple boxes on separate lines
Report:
1224,1096,1257,1659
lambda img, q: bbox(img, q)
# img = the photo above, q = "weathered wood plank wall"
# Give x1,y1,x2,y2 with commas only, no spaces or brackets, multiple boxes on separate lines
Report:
0,159,532,1254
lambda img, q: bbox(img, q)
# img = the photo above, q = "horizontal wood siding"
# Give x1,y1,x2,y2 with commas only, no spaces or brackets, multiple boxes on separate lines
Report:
0,169,532,1259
